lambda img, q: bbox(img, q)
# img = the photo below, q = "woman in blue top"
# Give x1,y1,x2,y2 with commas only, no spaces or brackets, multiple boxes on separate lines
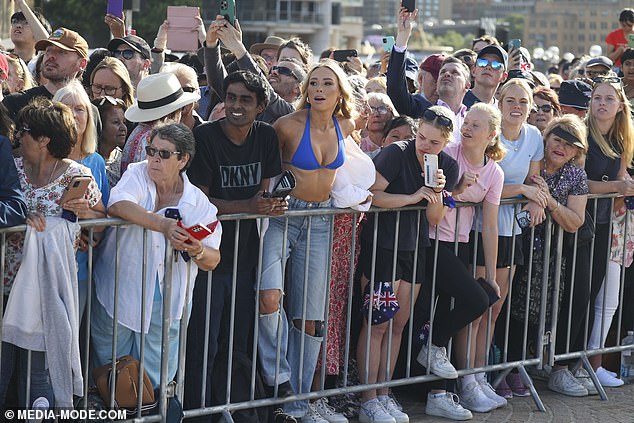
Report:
53,80,109,318
259,60,356,420
472,79,547,398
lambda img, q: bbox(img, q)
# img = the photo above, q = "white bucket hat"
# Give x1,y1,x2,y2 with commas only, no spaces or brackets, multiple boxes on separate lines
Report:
125,73,200,123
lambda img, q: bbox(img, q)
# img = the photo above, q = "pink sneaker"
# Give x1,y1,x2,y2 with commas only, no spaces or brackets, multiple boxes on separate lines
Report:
506,372,530,397
495,377,513,399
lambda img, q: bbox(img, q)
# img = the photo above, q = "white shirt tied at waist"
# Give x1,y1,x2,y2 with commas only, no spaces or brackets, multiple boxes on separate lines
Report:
94,161,222,333
331,135,375,211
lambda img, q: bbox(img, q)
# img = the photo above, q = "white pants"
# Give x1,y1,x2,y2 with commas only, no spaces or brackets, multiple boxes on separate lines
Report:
588,261,622,350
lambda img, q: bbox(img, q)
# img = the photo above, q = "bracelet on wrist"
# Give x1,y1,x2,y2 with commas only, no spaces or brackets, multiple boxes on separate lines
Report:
193,247,205,260
550,201,560,213
433,187,444,194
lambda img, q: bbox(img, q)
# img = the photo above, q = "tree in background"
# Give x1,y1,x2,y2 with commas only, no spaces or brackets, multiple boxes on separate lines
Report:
32,0,201,48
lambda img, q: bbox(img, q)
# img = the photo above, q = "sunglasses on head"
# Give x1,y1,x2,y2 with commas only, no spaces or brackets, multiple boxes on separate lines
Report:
93,96,125,107
531,104,553,113
271,65,302,81
423,109,453,131
592,76,622,85
14,126,32,140
113,49,137,60
145,146,181,160
476,58,504,71
457,55,474,65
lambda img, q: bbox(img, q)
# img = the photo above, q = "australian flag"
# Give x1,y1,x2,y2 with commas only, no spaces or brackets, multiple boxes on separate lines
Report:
363,281,400,325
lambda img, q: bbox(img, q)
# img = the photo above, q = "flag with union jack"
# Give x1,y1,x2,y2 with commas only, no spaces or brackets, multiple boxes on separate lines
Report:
362,281,400,325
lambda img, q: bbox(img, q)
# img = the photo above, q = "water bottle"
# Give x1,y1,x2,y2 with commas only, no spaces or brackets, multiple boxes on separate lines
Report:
620,331,634,384
29,396,49,423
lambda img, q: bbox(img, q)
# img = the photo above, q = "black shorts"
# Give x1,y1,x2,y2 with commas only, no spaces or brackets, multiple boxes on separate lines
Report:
469,231,524,268
358,241,426,284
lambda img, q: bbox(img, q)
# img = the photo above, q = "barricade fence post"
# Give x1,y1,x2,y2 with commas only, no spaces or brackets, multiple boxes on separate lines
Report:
2,194,634,420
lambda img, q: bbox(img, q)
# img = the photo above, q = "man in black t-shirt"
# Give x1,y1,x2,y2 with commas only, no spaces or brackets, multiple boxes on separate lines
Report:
184,70,286,419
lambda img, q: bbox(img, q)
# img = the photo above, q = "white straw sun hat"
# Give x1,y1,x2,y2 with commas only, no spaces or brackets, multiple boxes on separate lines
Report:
125,73,200,123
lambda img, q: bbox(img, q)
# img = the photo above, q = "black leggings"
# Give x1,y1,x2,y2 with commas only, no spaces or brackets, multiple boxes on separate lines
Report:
555,223,609,357
423,241,489,348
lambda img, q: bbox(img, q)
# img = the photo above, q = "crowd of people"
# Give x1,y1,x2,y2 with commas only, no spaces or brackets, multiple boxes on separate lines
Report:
1,1,634,422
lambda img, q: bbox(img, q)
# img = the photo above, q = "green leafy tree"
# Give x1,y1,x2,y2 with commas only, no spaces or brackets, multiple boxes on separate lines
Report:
33,0,202,48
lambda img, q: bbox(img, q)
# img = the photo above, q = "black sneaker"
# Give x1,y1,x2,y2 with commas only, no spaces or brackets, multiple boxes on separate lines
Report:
273,408,297,423
266,381,295,398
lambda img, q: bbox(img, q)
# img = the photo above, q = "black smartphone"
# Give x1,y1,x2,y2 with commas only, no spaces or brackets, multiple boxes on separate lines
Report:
165,208,181,221
515,210,531,229
402,0,415,12
219,0,236,26
263,170,296,198
332,49,358,63
165,208,189,261
508,38,521,51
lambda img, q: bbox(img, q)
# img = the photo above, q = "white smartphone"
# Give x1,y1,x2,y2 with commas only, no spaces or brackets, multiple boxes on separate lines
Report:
424,153,438,188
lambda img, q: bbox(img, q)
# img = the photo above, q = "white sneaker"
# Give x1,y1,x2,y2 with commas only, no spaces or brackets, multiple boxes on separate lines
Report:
599,366,618,378
358,398,396,423
302,403,329,423
312,398,348,423
596,366,625,387
548,369,588,397
476,379,507,408
379,397,409,423
459,381,497,413
426,392,473,421
573,368,599,395
416,344,458,379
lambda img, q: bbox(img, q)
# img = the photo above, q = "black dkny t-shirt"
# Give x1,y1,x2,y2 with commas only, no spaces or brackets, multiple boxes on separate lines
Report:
362,140,459,251
188,119,282,273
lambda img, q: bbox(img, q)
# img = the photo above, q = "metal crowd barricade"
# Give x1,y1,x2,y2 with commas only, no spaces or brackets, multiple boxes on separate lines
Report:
0,194,633,422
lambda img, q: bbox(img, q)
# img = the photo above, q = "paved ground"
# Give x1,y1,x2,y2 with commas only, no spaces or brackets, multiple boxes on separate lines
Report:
379,379,634,423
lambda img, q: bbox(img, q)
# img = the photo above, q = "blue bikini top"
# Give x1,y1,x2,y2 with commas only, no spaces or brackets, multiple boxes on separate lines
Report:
284,110,346,171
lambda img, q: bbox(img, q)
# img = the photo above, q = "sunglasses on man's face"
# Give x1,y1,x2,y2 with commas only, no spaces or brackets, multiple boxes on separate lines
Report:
113,49,137,60
271,65,302,81
422,108,454,131
476,58,504,71
145,146,181,160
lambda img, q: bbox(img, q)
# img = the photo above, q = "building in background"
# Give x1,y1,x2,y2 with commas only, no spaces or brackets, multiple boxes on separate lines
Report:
524,0,632,56
237,0,364,55
0,0,16,46
452,0,492,21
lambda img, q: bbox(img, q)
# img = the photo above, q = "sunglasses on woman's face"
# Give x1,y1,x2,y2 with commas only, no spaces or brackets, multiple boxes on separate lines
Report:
145,146,181,160
531,104,553,113
476,58,504,71
423,109,454,131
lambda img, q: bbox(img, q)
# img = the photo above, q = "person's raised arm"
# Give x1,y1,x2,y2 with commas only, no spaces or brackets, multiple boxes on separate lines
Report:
386,7,431,118
204,17,228,101
14,0,49,41
104,13,125,39
151,20,169,74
